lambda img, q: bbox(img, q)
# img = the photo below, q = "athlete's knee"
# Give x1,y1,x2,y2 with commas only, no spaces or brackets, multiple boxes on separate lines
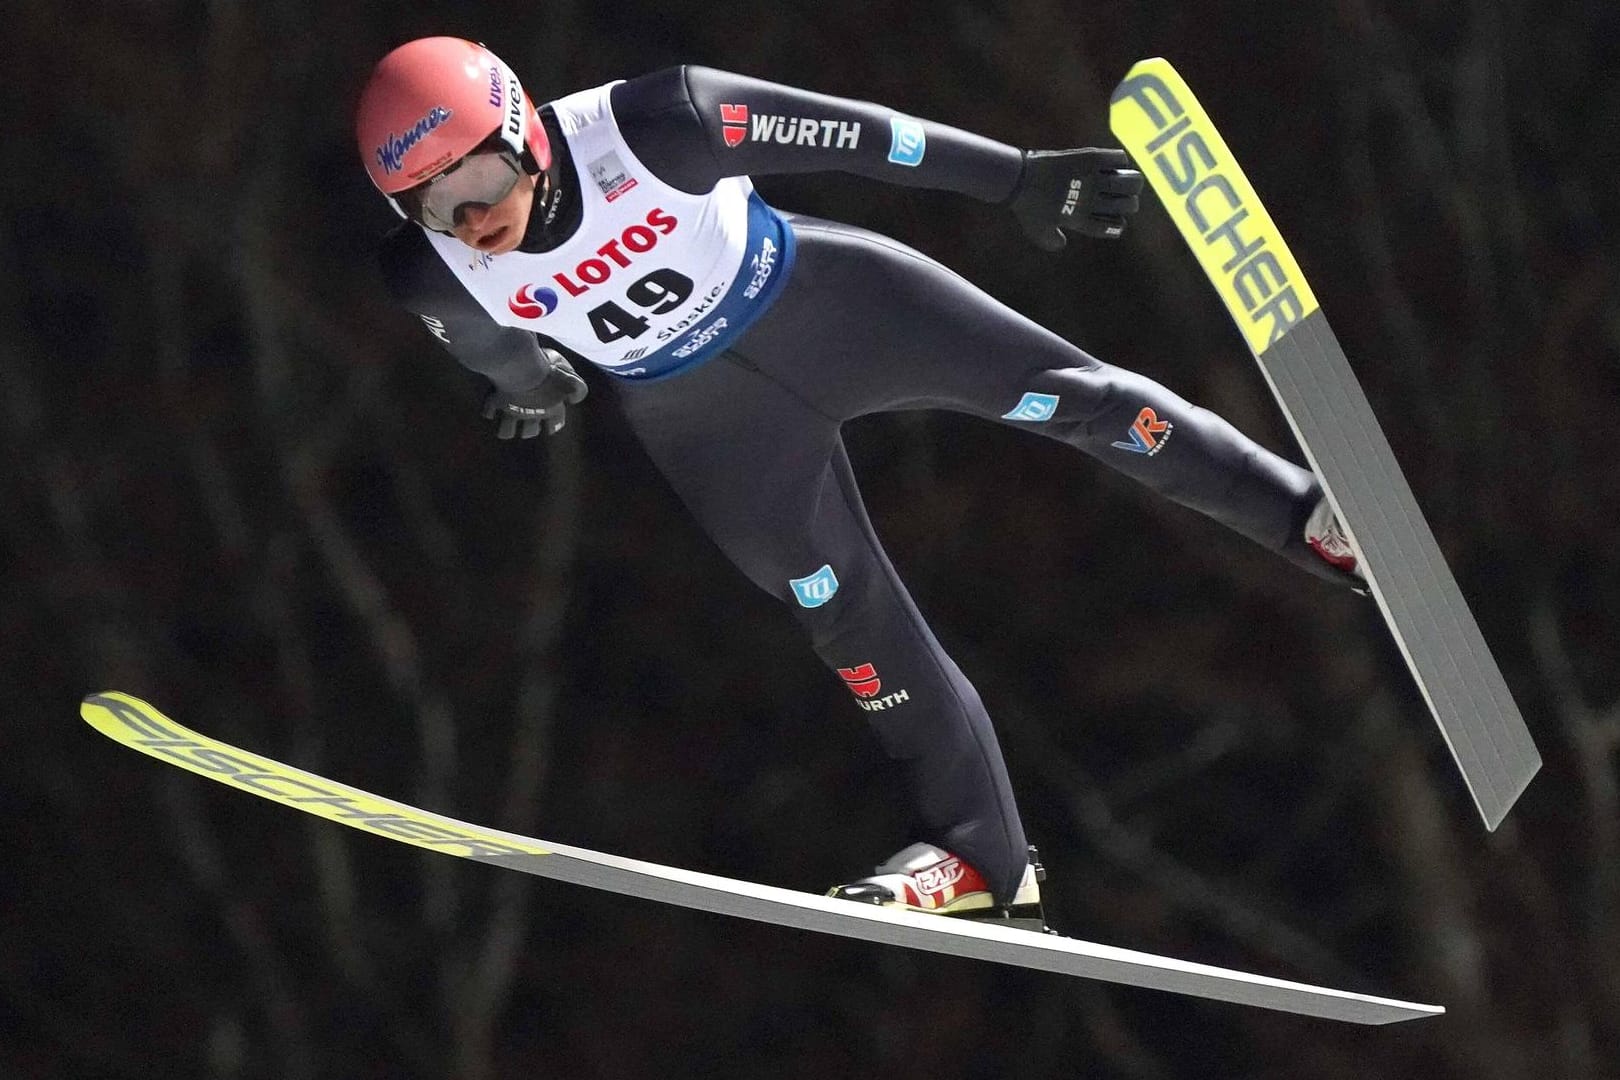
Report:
1018,359,1183,428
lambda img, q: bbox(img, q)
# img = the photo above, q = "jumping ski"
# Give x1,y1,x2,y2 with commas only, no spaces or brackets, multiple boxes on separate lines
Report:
1109,58,1541,830
82,692,1442,1024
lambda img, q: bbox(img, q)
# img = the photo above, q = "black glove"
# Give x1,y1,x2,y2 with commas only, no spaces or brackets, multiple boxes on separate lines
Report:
1007,147,1144,251
480,352,589,439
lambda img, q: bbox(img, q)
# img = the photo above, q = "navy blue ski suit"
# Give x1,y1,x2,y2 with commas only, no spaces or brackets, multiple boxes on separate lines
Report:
378,67,1344,902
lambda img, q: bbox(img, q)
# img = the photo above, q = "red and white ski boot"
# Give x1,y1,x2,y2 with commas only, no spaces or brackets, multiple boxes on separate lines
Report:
828,843,1048,931
1305,496,1363,581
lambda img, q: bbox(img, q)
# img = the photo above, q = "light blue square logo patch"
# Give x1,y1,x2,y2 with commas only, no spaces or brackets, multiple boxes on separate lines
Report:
888,117,926,167
1002,392,1060,422
790,564,840,608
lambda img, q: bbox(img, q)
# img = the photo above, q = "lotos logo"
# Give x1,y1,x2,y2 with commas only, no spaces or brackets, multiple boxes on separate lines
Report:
838,663,882,699
1111,406,1173,455
552,207,678,297
508,284,560,320
720,104,749,147
375,106,453,175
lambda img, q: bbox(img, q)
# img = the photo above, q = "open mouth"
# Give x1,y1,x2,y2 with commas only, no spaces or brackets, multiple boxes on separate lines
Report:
476,225,509,249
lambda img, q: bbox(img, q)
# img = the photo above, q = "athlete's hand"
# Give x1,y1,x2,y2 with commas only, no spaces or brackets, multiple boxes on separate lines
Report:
1007,148,1144,251
481,352,589,439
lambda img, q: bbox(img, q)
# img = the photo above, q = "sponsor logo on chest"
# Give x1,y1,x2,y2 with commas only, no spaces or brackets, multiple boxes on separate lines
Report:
588,150,639,203
507,284,560,320
742,237,777,300
534,207,679,302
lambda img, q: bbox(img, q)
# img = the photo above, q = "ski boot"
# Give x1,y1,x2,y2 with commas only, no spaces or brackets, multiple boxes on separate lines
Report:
1304,496,1364,581
828,843,1049,932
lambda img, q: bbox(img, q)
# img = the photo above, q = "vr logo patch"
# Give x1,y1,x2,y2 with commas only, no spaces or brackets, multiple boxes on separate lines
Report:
1002,392,1060,422
790,564,840,608
1111,406,1173,455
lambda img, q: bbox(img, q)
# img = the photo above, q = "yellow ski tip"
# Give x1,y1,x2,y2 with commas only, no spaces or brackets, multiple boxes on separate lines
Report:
1109,56,1319,356
80,690,551,858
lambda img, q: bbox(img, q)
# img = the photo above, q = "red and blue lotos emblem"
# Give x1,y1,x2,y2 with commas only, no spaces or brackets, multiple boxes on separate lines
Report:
507,284,560,320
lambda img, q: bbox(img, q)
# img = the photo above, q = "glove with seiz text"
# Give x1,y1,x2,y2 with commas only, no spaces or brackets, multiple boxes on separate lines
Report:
1007,147,1144,251
481,351,589,439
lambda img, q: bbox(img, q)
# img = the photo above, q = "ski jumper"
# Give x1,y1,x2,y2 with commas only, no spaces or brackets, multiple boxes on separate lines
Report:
378,67,1338,902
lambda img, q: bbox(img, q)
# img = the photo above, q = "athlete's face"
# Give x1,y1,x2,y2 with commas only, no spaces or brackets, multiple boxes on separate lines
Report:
451,169,538,255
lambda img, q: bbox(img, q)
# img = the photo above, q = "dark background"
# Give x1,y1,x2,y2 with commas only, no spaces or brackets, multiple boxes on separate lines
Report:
4,2,1618,1078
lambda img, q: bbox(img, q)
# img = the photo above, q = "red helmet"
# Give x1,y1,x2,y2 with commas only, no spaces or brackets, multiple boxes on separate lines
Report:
355,37,551,202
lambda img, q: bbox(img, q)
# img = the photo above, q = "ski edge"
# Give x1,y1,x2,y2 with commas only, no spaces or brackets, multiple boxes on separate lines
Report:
1269,313,1542,830
1108,57,1540,829
81,691,1444,1025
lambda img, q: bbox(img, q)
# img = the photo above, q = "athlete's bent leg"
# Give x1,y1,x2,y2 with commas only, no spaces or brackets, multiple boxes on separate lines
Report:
1003,359,1345,583
744,218,1351,585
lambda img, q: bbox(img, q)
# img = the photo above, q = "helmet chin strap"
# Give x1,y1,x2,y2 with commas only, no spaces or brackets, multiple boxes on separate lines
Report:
540,171,561,224
528,108,563,227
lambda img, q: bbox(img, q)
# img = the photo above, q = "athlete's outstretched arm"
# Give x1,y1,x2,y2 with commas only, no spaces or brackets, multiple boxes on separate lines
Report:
612,66,1022,200
612,66,1142,246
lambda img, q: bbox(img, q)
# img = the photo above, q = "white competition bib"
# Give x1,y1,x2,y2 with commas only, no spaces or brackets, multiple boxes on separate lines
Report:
427,82,793,380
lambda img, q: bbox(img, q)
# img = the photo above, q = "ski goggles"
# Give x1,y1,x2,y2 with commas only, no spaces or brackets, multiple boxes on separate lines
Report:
398,143,525,233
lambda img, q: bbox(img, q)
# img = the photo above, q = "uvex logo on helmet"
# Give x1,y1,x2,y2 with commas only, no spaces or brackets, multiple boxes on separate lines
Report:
375,106,454,175
503,69,523,141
